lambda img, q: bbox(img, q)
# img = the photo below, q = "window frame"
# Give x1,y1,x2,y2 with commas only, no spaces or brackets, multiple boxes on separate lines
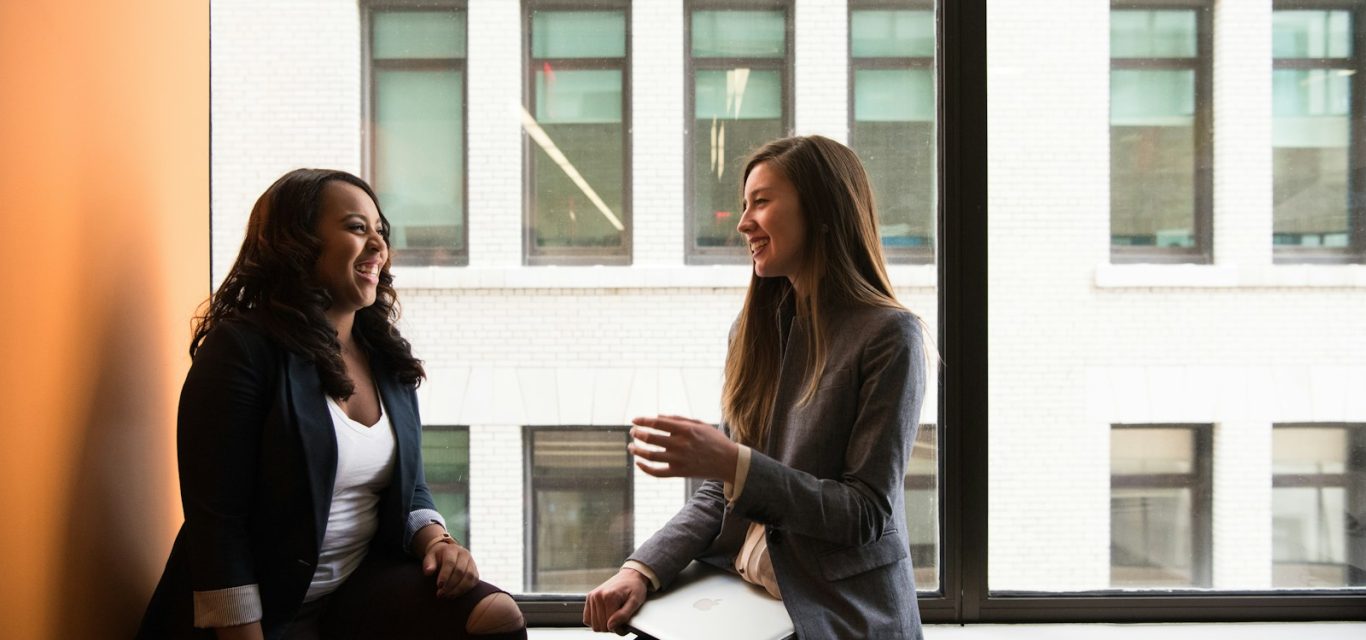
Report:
503,0,1366,624
1272,0,1366,264
1108,0,1214,265
848,0,937,265
361,0,471,267
683,0,795,265
521,0,633,266
521,425,634,595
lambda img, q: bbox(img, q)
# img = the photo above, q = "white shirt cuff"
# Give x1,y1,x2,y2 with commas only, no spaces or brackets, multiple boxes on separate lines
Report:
193,584,262,628
723,444,753,506
622,560,661,591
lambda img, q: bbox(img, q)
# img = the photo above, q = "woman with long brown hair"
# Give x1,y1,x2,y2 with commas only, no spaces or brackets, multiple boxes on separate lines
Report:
138,169,525,640
585,136,928,639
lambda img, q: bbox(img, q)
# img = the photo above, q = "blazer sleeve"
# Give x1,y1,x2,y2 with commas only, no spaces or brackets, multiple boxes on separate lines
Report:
626,438,731,589
731,312,926,547
403,387,448,552
177,322,273,624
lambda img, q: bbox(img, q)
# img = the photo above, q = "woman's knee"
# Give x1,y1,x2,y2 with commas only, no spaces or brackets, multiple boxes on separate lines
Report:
466,592,525,635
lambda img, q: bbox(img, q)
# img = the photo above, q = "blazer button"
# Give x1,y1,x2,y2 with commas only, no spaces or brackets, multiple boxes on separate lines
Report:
767,529,782,545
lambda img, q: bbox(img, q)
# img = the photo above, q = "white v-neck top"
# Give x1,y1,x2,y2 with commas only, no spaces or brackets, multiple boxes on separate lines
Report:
303,395,397,602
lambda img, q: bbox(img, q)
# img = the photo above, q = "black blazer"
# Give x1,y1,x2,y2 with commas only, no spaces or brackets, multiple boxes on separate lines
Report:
138,317,437,639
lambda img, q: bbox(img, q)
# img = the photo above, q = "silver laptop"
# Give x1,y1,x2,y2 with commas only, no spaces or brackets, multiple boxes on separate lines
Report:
627,561,794,640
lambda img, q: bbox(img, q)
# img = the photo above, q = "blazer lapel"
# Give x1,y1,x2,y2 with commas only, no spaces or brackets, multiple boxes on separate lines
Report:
286,351,337,550
375,361,419,547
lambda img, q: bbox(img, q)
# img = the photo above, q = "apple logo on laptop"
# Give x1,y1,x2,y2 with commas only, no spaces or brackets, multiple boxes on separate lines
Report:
692,598,722,611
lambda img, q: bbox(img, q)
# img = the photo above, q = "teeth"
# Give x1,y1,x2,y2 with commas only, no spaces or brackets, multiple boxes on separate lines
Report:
356,264,378,276
749,239,769,255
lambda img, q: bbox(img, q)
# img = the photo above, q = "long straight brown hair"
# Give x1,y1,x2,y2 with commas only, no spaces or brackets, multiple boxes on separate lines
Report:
723,136,905,448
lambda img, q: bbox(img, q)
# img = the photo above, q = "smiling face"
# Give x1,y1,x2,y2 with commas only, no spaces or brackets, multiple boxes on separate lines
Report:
312,180,388,318
738,161,809,287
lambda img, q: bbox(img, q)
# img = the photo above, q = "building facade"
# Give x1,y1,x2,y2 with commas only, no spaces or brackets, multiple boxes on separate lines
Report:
211,0,1364,596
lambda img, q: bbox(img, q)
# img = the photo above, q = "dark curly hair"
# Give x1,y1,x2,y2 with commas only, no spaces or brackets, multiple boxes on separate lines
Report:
191,168,425,397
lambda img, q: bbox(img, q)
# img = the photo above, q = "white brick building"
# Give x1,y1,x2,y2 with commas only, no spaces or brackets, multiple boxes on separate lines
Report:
212,0,1365,595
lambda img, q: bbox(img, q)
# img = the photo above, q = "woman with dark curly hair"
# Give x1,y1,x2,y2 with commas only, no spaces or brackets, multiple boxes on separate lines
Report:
138,169,525,640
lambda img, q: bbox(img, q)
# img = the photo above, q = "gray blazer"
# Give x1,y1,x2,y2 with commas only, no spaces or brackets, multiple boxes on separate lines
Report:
629,301,927,639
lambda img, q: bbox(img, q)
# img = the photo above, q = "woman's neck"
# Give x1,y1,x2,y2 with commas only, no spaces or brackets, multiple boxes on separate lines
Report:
327,309,355,351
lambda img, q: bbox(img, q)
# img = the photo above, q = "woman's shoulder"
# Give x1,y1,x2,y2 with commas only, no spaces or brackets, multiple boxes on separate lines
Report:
836,303,922,339
194,313,280,362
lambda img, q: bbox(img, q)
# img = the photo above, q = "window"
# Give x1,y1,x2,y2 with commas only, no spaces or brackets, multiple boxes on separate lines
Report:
524,1,631,264
1110,3,1212,262
421,425,470,544
906,423,940,591
686,0,792,263
1110,425,1213,588
1272,6,1364,262
524,427,633,593
850,1,936,263
365,2,468,266
1272,424,1366,588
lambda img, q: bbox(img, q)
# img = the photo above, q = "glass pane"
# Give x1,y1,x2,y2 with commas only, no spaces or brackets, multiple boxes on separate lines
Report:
421,428,470,544
532,11,626,59
906,424,939,591
1272,426,1364,588
1112,428,1194,475
1273,10,1352,59
1110,427,1208,589
530,430,631,593
1111,487,1197,587
853,69,935,251
1273,66,1352,248
851,10,934,58
692,69,784,249
692,10,786,58
374,68,465,257
1110,69,1197,248
530,69,625,251
373,11,466,59
1111,10,1197,59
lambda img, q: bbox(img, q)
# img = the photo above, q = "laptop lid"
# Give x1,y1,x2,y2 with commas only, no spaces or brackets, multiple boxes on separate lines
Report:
626,561,794,640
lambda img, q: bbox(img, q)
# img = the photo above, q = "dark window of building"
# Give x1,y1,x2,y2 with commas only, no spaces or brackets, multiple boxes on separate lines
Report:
1110,3,1212,263
686,0,792,263
525,427,633,593
1272,5,1365,263
1110,424,1213,588
524,1,631,264
850,1,936,263
365,2,468,266
1272,423,1366,587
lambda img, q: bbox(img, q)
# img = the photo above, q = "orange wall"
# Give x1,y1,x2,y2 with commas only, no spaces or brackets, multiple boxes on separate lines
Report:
0,2,208,638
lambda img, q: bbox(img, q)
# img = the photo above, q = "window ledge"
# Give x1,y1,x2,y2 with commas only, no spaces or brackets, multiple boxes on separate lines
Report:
393,264,937,290
529,622,1366,639
1095,263,1366,289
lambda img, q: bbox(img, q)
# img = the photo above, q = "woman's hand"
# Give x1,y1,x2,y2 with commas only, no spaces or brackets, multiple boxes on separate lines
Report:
584,568,649,634
628,415,739,482
418,527,480,598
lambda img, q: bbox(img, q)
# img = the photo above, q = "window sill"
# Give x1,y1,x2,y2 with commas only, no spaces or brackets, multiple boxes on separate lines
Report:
1094,263,1366,289
392,264,937,290
529,622,1366,639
